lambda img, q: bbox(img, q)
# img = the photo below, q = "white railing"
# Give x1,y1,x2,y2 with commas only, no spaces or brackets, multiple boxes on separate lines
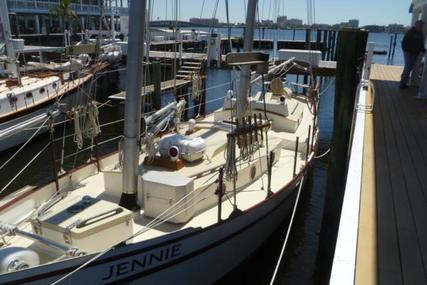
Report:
329,42,375,285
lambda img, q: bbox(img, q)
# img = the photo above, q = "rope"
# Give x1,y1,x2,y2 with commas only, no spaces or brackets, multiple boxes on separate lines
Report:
73,109,83,149
314,148,330,159
224,135,237,179
269,175,305,285
82,103,101,139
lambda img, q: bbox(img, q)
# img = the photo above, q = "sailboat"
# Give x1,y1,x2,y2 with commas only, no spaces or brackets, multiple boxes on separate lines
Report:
0,0,109,152
0,0,319,284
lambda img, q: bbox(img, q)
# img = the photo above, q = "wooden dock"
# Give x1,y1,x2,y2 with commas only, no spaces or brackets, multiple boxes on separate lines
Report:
330,62,427,285
331,64,427,285
355,64,427,284
149,51,206,61
108,79,190,100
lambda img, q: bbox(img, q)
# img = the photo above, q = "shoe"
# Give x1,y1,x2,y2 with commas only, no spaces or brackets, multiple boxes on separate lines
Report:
400,84,409,90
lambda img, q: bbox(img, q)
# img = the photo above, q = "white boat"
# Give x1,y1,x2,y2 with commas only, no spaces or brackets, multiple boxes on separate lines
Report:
0,62,108,152
0,0,319,284
0,0,109,152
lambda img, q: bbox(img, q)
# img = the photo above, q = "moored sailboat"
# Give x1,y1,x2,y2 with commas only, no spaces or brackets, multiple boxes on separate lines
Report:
0,0,319,284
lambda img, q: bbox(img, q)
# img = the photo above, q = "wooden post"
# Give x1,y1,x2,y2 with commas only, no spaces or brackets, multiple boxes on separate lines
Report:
152,61,161,110
305,28,312,50
387,34,393,61
199,61,207,116
304,28,312,92
318,28,368,283
322,30,328,60
331,31,337,61
391,32,398,60
316,29,322,51
327,30,333,61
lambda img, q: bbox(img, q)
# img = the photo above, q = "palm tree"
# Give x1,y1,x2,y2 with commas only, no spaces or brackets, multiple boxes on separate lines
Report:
50,0,77,33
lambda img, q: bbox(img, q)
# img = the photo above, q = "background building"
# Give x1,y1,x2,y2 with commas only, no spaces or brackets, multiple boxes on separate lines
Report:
348,19,359,28
189,17,219,27
276,16,287,28
6,0,129,35
287,18,303,27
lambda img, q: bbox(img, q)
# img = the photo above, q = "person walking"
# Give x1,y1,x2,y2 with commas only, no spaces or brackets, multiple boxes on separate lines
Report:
400,20,426,89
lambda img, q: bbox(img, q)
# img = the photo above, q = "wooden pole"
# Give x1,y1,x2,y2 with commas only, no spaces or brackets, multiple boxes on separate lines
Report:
318,28,368,283
316,29,322,51
322,30,328,60
387,34,393,61
331,30,337,61
327,30,333,61
152,61,161,110
391,32,398,60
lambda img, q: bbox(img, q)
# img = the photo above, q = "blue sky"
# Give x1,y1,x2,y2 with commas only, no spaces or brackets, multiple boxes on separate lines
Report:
150,0,412,26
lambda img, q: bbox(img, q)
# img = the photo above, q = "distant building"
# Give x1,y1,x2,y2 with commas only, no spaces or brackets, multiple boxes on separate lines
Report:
287,18,303,27
5,0,129,35
348,19,359,28
189,18,219,26
276,16,287,27
261,19,274,26
387,23,406,33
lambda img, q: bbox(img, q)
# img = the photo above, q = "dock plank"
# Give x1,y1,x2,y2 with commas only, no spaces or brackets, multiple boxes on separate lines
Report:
363,64,427,284
376,67,427,284
109,79,191,100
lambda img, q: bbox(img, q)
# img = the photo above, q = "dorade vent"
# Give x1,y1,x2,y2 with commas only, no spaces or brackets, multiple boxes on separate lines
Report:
26,92,33,98
39,87,45,94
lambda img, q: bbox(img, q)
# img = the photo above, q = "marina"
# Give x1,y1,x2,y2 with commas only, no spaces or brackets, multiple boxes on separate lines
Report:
0,0,423,284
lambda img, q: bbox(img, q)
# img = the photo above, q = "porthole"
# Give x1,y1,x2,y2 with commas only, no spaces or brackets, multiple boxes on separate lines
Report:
26,92,33,98
39,87,45,94
52,82,57,89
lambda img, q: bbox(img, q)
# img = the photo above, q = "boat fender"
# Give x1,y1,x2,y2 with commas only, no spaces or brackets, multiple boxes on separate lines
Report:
0,247,40,273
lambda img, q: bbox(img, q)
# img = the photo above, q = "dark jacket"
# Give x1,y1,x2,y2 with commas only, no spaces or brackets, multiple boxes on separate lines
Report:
402,27,426,55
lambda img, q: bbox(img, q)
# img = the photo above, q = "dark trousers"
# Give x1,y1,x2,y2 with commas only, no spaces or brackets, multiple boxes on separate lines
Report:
400,52,419,87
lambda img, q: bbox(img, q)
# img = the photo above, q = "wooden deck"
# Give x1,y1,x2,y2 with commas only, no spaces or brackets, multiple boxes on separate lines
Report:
356,64,427,284
108,79,191,100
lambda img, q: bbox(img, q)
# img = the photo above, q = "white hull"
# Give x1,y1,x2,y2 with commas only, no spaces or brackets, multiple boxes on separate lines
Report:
0,169,304,285
0,106,52,152
0,71,99,152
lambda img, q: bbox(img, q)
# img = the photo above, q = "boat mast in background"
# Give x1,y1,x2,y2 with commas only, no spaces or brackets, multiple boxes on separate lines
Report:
236,0,258,120
0,0,20,83
119,0,147,211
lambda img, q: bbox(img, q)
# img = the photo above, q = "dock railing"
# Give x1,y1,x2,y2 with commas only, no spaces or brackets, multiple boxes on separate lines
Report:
329,42,375,285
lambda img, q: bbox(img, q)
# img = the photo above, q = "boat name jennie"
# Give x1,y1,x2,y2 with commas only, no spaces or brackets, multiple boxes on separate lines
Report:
101,243,183,281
